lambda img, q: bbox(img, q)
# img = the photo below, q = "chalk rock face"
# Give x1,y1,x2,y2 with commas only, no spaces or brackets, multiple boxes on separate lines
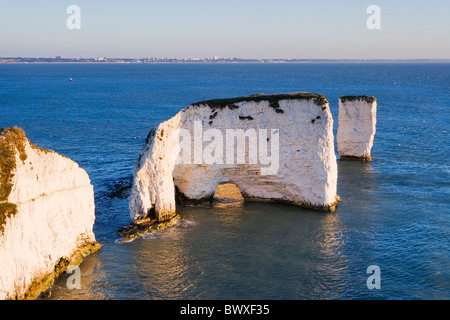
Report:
0,128,100,300
129,93,339,222
337,96,377,161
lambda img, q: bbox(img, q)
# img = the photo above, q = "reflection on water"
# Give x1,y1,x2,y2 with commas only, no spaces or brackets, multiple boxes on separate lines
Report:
133,230,202,300
51,202,353,299
313,214,349,299
49,250,106,300
211,205,245,229
48,159,384,300
318,214,345,257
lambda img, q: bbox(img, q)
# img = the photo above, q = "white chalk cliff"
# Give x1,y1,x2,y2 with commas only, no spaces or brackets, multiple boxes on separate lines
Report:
0,128,100,300
337,96,377,161
129,93,340,223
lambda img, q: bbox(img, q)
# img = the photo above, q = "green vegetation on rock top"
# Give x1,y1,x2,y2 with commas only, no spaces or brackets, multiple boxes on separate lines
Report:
0,127,27,201
191,92,329,109
0,127,29,234
339,95,376,103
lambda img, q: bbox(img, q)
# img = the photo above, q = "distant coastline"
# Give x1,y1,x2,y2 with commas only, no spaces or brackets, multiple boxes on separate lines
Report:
1,57,449,64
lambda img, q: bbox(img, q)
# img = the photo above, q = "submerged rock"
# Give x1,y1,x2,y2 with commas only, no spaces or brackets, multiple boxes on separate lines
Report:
0,127,100,300
337,96,377,161
128,93,340,227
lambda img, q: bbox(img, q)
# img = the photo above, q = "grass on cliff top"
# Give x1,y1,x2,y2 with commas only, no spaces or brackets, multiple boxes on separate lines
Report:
0,127,28,234
191,92,329,109
340,95,376,103
0,127,34,233
0,127,68,235
0,127,28,201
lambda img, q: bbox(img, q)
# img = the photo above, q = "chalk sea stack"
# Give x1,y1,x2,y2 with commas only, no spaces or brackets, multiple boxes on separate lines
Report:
126,93,340,235
0,127,100,300
337,96,377,161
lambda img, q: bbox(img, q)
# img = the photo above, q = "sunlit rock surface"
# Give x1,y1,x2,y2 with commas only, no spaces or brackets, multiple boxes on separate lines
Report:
0,128,100,300
337,96,377,161
129,93,340,223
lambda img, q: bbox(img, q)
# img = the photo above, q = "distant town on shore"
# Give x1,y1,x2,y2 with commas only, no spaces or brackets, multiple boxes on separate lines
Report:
1,56,448,64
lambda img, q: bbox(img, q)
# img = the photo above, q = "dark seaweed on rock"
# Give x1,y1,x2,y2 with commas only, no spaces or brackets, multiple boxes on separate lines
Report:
103,177,133,199
145,127,157,145
339,95,376,103
191,93,329,109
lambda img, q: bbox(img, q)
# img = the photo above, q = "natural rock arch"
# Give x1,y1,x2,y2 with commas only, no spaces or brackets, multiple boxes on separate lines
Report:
129,93,340,223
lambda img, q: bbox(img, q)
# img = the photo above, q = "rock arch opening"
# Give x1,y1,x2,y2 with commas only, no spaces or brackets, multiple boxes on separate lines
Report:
213,183,244,208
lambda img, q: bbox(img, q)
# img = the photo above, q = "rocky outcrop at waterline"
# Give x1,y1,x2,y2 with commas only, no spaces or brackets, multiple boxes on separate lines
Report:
0,127,100,300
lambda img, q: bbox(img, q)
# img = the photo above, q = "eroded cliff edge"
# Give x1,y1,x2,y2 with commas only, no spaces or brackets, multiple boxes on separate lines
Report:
127,93,340,231
0,127,100,300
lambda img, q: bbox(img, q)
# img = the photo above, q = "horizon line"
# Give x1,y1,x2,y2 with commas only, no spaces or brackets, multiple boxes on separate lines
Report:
1,56,449,62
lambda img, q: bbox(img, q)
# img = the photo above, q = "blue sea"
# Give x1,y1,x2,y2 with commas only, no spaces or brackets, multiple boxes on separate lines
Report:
0,63,449,300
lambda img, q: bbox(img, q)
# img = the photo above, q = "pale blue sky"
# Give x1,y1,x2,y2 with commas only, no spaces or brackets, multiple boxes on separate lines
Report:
0,0,449,58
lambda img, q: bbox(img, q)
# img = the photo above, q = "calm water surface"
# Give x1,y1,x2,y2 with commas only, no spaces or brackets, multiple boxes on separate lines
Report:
0,63,448,299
